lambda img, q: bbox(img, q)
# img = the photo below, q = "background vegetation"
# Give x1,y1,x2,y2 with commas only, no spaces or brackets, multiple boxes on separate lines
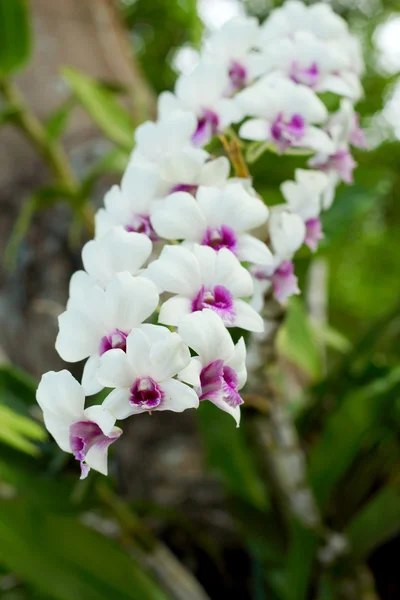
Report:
0,0,400,598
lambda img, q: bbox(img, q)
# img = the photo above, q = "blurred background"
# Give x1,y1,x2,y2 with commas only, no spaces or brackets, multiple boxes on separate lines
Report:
1,0,400,599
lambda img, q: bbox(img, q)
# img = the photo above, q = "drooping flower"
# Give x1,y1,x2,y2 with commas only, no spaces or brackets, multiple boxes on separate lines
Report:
95,164,161,240
158,64,243,146
251,210,305,305
98,326,199,419
308,99,362,184
56,273,159,395
144,244,263,332
80,227,152,290
178,310,246,426
237,76,334,154
150,182,273,265
36,370,121,479
281,169,331,251
259,31,362,99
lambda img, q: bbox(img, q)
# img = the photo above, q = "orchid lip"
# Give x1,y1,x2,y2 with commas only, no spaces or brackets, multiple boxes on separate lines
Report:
199,360,243,407
201,224,238,253
129,376,164,410
99,329,128,356
125,214,158,241
69,420,120,479
192,284,236,325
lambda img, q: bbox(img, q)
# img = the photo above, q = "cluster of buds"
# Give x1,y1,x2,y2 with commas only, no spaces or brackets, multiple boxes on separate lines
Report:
36,1,366,478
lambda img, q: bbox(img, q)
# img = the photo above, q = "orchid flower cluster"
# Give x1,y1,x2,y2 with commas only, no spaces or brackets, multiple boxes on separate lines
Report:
36,1,366,479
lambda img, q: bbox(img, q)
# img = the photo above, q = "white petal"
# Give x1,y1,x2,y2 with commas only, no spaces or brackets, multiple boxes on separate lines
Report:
102,388,133,420
81,355,103,396
68,270,95,308
237,234,274,265
121,163,161,212
56,309,102,362
149,333,191,381
138,323,171,344
209,397,241,427
97,349,133,388
234,299,264,332
83,405,117,436
178,309,234,364
125,328,153,379
239,119,269,141
214,248,254,298
151,192,206,241
103,273,159,332
199,157,230,187
158,296,192,327
158,379,199,412
178,357,202,387
144,245,201,295
300,126,335,154
158,91,182,119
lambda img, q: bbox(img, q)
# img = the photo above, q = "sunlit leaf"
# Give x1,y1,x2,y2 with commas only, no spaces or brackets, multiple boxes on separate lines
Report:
63,68,134,151
0,0,31,76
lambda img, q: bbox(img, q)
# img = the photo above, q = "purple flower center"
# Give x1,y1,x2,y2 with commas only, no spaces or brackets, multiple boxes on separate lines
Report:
125,214,158,241
290,61,320,88
192,284,236,325
271,260,300,302
305,217,323,252
201,225,238,253
129,377,164,410
192,109,220,146
199,360,243,407
169,183,199,195
271,112,305,153
99,329,128,356
228,60,247,91
69,420,120,479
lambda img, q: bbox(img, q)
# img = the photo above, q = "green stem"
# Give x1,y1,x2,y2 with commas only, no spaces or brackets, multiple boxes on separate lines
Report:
0,77,94,236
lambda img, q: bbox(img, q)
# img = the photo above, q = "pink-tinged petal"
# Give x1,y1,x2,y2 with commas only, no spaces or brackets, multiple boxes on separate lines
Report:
209,396,241,427
81,355,103,396
158,296,192,327
234,299,264,332
84,426,122,476
237,234,274,265
178,357,203,388
178,309,234,364
305,217,324,252
102,388,134,420
149,333,191,381
225,337,247,389
97,349,133,389
83,405,116,436
158,379,199,412
151,192,206,242
272,261,300,302
104,273,159,332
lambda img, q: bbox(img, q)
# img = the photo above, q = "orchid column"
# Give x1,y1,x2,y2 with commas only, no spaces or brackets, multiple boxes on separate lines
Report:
36,0,365,496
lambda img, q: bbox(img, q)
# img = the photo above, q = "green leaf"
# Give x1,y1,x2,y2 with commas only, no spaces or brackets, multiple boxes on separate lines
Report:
278,297,322,380
0,499,171,600
284,520,319,600
44,97,75,140
346,481,400,560
0,105,20,126
63,68,134,150
196,402,269,510
308,368,400,508
0,406,45,455
0,0,31,76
